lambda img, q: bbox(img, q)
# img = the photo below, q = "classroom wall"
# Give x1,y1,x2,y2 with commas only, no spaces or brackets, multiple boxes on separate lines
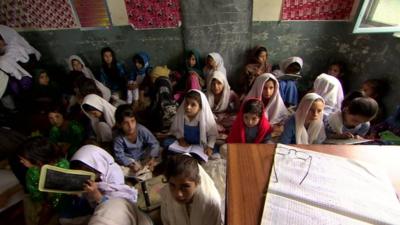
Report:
16,0,400,114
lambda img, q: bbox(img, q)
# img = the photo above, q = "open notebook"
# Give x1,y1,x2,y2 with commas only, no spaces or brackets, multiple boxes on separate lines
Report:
168,140,208,162
260,144,400,225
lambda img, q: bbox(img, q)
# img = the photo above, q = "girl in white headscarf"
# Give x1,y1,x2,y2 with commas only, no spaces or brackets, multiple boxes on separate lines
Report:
206,70,240,135
81,94,116,142
161,154,222,225
203,52,227,85
70,144,138,205
280,93,326,144
272,56,303,107
167,89,218,159
68,55,111,102
246,73,290,137
313,73,344,117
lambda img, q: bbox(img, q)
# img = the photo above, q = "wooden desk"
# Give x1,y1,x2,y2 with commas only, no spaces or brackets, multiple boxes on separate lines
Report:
227,144,400,225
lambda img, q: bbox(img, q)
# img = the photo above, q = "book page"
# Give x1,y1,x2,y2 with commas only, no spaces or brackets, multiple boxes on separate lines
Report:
190,145,209,162
261,144,400,225
168,140,191,153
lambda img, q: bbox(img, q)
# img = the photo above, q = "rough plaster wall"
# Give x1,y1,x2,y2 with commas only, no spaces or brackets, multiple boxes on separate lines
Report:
19,26,184,78
252,21,400,114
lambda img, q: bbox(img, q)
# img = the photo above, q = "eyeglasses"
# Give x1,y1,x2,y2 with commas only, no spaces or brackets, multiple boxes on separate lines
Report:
272,147,312,185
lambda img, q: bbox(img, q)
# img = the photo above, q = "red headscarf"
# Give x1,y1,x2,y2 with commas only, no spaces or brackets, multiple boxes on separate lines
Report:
227,98,272,143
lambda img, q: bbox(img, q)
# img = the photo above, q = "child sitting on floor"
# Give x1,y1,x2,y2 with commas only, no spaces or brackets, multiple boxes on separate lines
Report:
325,91,378,140
160,154,222,225
227,98,272,143
164,90,218,161
113,104,160,176
280,93,326,144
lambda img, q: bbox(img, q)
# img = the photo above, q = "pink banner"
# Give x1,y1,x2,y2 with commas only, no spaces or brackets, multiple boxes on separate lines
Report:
0,0,76,29
281,0,355,21
125,0,181,29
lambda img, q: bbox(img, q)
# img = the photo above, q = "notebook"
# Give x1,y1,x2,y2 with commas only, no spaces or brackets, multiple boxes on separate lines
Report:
168,140,209,162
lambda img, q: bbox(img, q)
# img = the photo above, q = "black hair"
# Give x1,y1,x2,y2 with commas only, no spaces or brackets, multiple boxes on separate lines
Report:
243,99,264,117
75,75,102,98
341,90,366,110
285,62,301,74
345,97,379,119
132,54,144,67
115,104,136,124
82,104,101,113
48,104,67,116
164,154,200,183
255,46,268,57
363,78,389,99
18,137,62,166
328,60,346,74
101,47,117,71
185,90,202,109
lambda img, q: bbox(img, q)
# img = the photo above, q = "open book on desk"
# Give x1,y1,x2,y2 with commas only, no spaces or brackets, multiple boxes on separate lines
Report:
168,141,208,162
260,144,400,225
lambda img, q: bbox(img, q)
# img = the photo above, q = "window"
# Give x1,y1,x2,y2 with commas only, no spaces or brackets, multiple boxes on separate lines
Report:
353,0,400,33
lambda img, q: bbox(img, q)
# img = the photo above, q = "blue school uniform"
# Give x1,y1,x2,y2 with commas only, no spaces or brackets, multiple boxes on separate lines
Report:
100,62,126,92
279,115,296,144
113,124,160,166
279,80,298,106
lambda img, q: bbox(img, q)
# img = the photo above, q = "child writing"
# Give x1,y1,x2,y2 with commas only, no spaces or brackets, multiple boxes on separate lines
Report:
127,52,152,106
113,104,160,175
280,93,326,144
246,73,289,137
313,73,344,117
203,52,227,84
48,104,84,159
160,154,222,225
240,46,272,94
206,70,240,136
166,89,218,159
18,137,69,225
227,98,272,143
325,92,378,139
81,94,116,143
369,105,400,144
99,47,127,101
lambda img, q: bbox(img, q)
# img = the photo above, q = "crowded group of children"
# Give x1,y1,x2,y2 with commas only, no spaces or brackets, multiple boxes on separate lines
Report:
1,24,399,225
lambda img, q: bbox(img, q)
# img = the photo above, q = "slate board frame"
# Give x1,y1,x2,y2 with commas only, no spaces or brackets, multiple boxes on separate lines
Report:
39,165,95,194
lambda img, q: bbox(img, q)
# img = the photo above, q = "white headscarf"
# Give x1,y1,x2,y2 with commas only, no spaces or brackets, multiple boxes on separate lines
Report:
161,163,222,225
0,25,41,79
313,73,344,116
170,89,218,148
204,52,227,85
279,56,303,74
0,70,9,98
206,70,231,113
68,55,111,101
89,198,152,225
246,73,289,124
295,93,326,144
68,55,96,80
71,145,138,204
81,94,116,129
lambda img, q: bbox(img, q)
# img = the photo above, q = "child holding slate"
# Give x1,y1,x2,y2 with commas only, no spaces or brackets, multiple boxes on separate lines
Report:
18,137,69,225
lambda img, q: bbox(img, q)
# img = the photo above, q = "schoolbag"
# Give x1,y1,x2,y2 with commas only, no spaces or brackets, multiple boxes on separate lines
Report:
154,77,177,131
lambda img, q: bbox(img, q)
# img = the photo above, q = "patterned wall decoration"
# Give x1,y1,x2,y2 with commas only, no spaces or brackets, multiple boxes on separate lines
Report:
125,0,181,29
0,0,77,29
281,0,355,21
71,0,111,28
